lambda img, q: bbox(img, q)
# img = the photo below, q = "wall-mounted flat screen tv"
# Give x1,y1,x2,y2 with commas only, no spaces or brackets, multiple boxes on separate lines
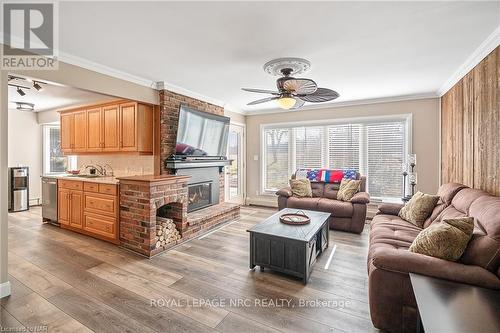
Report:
175,105,230,158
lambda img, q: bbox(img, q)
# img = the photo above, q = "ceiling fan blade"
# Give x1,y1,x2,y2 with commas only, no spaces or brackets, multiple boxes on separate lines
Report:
247,96,280,105
298,88,339,103
283,78,317,95
291,97,305,110
242,88,280,95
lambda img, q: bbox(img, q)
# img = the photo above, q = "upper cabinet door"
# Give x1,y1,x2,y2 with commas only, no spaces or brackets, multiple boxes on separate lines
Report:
86,107,102,152
102,105,120,151
73,111,87,152
120,102,138,151
60,113,74,153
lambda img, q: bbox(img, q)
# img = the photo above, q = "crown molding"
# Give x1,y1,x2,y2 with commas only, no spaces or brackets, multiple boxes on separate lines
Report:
58,52,157,89
243,92,438,116
438,25,500,96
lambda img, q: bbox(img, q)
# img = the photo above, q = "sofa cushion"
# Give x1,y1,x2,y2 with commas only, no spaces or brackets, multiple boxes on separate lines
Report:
289,179,312,198
317,198,353,217
310,182,325,198
461,195,500,273
370,214,422,244
398,191,440,228
450,188,487,214
409,217,474,261
323,183,339,199
286,197,320,210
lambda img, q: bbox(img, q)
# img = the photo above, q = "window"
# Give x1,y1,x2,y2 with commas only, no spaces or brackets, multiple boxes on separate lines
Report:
43,125,76,174
261,116,410,200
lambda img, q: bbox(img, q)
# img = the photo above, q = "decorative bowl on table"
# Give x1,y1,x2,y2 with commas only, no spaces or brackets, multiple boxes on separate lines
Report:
66,170,80,175
280,211,310,225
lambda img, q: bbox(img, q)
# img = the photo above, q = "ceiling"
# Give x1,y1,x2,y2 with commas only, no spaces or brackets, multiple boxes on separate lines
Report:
23,2,500,112
8,76,116,112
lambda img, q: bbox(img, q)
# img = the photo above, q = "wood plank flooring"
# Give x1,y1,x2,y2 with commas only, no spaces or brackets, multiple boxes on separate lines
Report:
2,206,376,332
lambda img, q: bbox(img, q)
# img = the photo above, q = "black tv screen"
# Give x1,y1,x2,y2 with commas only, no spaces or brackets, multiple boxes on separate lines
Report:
175,105,230,158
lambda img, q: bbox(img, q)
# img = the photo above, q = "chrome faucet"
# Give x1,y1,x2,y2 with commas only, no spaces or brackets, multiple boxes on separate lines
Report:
103,164,114,177
83,164,105,176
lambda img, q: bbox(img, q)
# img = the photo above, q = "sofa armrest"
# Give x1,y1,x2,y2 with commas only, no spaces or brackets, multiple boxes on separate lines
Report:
350,192,370,204
371,248,500,289
276,187,292,197
376,203,404,216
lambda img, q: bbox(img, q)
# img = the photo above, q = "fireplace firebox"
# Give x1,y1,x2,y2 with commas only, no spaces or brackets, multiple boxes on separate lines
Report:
188,182,212,212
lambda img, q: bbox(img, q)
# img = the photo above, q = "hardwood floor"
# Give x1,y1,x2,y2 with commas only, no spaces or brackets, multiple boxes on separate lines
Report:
2,206,376,332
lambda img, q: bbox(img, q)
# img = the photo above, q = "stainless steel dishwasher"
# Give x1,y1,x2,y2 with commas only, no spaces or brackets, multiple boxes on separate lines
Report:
41,177,58,224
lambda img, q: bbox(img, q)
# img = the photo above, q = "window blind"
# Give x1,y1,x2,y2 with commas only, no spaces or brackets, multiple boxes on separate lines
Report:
295,127,323,169
328,124,360,170
262,118,408,200
366,122,406,198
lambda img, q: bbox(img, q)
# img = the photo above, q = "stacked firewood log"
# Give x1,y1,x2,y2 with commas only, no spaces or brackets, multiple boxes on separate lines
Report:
155,217,181,249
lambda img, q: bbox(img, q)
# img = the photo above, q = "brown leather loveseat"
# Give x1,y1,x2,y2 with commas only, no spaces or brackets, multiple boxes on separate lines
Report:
368,183,500,333
276,173,370,233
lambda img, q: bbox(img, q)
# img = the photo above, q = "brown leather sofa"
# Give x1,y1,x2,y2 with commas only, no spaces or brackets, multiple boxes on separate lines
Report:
368,183,500,333
276,174,370,233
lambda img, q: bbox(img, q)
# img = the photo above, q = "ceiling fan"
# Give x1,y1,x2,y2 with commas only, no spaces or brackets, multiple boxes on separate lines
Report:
242,58,339,110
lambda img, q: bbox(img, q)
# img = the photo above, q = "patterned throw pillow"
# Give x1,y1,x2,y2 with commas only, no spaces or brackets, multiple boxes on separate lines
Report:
409,217,474,261
337,179,361,201
398,191,440,227
289,179,312,198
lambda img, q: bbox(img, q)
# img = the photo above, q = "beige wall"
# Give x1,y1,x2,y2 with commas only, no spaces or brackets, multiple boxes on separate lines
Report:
8,109,43,204
225,109,246,124
245,98,440,206
37,109,59,124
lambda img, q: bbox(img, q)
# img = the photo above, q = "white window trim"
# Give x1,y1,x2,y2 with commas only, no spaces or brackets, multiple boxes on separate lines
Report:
260,114,413,196
42,124,77,174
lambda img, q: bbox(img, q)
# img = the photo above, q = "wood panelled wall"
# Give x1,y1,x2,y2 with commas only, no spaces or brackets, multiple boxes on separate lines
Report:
441,47,499,195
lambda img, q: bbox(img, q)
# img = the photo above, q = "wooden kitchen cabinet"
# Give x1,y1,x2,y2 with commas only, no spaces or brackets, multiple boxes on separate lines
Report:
60,110,87,154
59,100,153,155
58,179,119,244
102,104,120,151
57,182,83,229
86,107,102,152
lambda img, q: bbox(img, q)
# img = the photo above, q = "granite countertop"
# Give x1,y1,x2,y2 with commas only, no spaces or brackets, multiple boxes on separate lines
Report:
42,174,119,185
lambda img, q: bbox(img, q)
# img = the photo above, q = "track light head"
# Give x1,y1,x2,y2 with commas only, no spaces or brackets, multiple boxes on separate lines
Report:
33,81,43,91
16,87,26,96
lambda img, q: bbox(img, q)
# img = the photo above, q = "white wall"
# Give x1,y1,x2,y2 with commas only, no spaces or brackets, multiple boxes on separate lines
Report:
8,109,43,205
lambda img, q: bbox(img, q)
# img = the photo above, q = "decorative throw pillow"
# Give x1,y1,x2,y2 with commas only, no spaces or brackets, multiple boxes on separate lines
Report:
337,179,361,201
398,191,439,227
289,179,312,198
409,217,474,261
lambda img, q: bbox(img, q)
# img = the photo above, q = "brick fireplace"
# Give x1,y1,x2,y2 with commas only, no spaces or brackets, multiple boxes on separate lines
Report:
117,88,240,257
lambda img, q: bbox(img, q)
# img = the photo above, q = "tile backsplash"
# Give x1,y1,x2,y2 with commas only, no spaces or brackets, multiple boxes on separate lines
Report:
77,155,155,177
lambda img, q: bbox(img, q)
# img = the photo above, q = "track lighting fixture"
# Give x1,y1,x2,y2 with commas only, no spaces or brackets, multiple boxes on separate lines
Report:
33,81,43,91
16,86,26,96
15,102,35,111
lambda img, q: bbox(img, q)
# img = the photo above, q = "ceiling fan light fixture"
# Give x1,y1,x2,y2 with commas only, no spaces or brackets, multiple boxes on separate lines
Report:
277,96,296,110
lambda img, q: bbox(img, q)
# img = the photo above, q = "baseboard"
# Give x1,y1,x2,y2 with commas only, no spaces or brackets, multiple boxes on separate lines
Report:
246,196,278,208
0,281,11,298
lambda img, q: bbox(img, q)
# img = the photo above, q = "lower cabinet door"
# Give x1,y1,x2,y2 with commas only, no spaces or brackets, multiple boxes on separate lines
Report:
69,190,84,229
58,188,71,225
83,213,116,239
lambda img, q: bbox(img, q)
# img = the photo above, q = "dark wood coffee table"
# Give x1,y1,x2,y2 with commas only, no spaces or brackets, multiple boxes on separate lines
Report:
247,208,330,284
410,273,500,333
